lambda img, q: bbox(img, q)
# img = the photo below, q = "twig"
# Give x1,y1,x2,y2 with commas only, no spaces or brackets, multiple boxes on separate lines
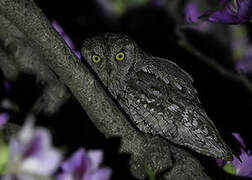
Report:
176,29,252,93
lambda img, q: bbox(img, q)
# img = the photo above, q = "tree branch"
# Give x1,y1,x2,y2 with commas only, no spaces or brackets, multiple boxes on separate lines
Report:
176,28,252,94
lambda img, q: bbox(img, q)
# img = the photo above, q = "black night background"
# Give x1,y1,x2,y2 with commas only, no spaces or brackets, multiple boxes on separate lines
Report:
1,0,252,179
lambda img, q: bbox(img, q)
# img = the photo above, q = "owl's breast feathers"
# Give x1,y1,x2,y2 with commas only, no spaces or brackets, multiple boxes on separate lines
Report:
117,56,233,160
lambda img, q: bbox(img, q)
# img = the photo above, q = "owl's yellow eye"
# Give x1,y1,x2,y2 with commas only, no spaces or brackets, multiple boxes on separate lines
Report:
115,52,125,61
92,55,101,63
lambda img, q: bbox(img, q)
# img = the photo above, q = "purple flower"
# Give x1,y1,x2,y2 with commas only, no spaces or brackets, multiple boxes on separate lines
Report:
0,113,9,129
216,132,252,177
52,21,81,59
231,148,252,177
184,2,201,24
183,2,210,31
232,132,246,148
57,148,112,180
230,132,252,177
204,0,252,24
4,116,62,178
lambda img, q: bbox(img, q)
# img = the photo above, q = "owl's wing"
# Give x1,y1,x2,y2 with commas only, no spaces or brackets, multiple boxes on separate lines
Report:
120,56,233,160
141,56,198,102
123,56,199,135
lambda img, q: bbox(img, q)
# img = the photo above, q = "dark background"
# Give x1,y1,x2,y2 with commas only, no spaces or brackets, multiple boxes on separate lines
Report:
1,0,252,179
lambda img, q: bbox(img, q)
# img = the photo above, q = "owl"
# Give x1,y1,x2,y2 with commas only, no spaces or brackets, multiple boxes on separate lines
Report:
81,33,233,160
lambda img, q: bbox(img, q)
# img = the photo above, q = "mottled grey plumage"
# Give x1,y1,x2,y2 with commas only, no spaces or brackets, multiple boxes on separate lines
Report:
81,33,233,160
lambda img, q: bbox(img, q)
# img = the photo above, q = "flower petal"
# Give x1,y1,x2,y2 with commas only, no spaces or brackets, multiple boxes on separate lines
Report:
87,150,103,171
184,2,201,23
21,147,62,175
237,0,252,19
18,117,35,144
232,149,252,177
8,117,62,176
57,173,75,180
84,168,112,180
52,21,81,59
58,148,111,180
232,132,246,149
0,113,9,128
20,128,61,175
61,148,89,179
206,0,252,24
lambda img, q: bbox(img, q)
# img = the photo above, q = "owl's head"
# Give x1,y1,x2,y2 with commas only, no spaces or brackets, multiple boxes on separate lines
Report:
81,33,140,90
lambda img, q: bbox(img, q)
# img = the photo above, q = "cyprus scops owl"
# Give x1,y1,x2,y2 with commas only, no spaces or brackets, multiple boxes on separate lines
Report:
81,33,233,160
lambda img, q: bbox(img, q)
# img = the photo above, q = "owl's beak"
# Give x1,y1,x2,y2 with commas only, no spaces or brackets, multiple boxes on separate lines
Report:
107,65,112,78
107,63,117,79
105,65,114,87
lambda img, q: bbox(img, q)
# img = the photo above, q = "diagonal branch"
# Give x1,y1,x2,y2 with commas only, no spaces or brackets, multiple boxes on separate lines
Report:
176,28,252,94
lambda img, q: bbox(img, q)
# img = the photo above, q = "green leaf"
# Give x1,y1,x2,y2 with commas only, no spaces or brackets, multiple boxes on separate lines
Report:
145,163,155,180
0,142,9,174
223,163,237,175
